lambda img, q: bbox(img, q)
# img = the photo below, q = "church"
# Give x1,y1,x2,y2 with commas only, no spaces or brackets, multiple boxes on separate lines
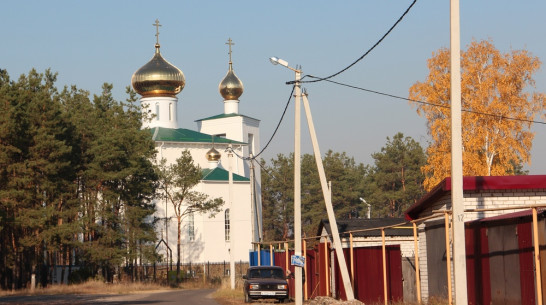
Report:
130,22,262,265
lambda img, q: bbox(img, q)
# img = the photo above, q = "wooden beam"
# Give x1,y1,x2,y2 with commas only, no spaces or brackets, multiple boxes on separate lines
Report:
270,244,274,266
533,208,543,305
413,222,422,304
350,233,354,292
382,229,388,305
303,239,308,301
444,212,453,305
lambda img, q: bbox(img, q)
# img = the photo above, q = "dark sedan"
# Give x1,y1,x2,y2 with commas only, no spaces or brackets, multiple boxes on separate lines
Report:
242,266,289,303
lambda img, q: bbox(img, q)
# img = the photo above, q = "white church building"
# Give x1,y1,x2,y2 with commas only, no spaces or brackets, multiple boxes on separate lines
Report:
131,24,262,265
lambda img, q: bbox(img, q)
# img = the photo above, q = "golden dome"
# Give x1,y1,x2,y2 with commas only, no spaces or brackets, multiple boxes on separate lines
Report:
219,63,244,100
131,44,185,98
206,147,221,161
219,38,243,100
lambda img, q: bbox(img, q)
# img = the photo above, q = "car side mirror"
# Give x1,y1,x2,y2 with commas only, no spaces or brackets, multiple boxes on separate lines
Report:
242,275,247,279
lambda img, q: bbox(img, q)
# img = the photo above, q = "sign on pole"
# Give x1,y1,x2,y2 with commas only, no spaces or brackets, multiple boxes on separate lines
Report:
291,255,306,268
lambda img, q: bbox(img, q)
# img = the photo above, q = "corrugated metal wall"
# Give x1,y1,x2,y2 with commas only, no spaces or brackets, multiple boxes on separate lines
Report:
463,216,539,305
333,245,403,303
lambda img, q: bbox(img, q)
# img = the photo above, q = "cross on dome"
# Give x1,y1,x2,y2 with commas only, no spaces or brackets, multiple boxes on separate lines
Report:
153,19,162,45
226,38,234,67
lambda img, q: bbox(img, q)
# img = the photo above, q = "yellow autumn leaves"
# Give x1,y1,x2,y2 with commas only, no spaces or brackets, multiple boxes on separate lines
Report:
409,40,545,190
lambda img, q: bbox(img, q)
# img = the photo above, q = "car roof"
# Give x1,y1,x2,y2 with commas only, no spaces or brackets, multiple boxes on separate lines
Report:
248,266,283,270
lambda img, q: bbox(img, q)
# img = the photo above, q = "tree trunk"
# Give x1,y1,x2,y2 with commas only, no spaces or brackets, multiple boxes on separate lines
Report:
177,216,181,281
68,247,72,285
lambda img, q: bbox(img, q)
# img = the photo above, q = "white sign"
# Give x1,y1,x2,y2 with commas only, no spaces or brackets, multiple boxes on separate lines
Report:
291,255,306,267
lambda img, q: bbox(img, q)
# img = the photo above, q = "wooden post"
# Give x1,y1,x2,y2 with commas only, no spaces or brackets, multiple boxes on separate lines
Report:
303,239,308,300
270,244,274,266
533,208,543,305
413,222,422,304
381,229,388,305
285,242,289,272
444,212,453,305
257,243,261,266
350,233,354,292
325,241,329,296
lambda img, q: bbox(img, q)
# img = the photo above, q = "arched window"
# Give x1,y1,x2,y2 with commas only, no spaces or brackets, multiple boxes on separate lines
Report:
224,209,230,241
169,103,172,121
188,213,195,241
155,103,160,120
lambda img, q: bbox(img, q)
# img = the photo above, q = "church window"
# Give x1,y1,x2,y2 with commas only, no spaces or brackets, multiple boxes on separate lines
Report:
188,213,195,241
248,133,254,154
224,209,230,241
155,103,160,120
169,103,172,121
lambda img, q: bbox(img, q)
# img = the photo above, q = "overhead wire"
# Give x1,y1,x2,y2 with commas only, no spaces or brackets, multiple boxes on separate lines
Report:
236,0,417,162
287,0,418,85
231,0,544,167
319,78,546,126
227,85,295,162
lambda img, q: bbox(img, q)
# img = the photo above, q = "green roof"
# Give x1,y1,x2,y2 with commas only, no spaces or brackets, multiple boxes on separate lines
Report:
202,167,250,182
149,127,245,144
195,113,259,122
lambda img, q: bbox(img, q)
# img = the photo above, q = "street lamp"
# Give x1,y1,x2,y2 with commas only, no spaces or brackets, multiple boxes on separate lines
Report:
269,57,303,305
269,57,291,69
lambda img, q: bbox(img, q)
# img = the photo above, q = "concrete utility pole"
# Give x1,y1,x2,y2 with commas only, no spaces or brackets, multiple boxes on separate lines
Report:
302,94,354,300
228,144,236,290
293,65,304,305
269,57,355,303
450,0,468,303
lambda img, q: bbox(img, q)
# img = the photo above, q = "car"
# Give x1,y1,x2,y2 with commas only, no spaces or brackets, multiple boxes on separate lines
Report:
242,266,289,303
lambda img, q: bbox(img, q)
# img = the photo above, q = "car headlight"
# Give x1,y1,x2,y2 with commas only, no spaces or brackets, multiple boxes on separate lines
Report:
249,284,260,290
277,284,287,290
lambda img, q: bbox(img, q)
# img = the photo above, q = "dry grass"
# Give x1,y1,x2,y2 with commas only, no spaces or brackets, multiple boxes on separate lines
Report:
212,278,246,305
0,280,169,297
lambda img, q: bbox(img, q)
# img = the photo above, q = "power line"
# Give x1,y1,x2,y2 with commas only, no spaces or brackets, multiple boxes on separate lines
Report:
319,78,546,126
253,85,295,159
246,0,417,160
229,85,295,162
287,0,418,85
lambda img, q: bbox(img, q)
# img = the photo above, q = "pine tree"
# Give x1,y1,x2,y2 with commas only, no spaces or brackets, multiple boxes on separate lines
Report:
364,133,426,217
261,151,368,241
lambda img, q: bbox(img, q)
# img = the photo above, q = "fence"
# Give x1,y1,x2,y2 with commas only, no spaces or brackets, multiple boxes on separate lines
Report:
139,261,249,285
251,205,546,305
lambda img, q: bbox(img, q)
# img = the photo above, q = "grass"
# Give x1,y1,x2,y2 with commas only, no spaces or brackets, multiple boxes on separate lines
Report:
1,278,449,305
212,278,245,305
0,280,169,297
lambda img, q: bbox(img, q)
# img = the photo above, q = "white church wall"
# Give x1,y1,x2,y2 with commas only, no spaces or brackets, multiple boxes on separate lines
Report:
151,152,253,264
156,181,253,265
155,142,246,176
141,96,178,129
198,116,260,177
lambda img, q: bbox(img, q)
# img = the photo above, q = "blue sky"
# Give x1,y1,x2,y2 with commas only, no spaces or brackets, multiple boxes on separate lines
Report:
2,1,545,174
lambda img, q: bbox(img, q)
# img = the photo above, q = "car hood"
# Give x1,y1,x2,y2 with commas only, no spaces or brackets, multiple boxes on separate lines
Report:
246,278,287,285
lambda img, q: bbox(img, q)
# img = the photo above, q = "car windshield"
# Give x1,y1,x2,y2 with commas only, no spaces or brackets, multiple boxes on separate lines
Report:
249,268,285,279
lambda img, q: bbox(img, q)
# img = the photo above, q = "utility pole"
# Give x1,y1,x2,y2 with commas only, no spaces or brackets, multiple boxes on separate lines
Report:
450,0,468,303
269,57,355,303
293,66,303,305
228,144,236,289
302,94,354,301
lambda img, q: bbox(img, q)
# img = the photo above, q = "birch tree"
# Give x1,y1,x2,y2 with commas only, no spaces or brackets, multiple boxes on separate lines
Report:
409,39,545,189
